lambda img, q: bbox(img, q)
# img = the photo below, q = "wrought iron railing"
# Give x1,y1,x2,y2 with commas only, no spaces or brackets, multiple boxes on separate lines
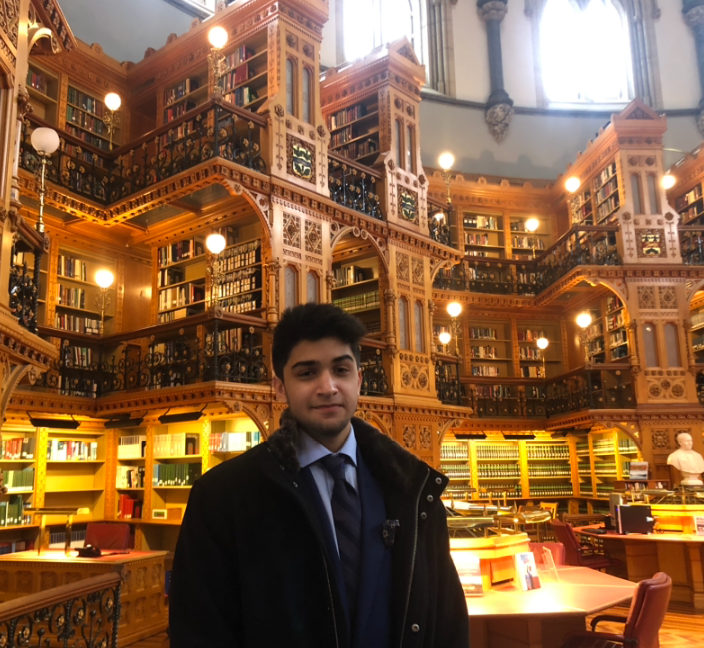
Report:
434,225,621,296
0,572,120,648
360,345,389,396
436,359,462,405
680,227,704,265
545,367,634,416
428,199,452,247
9,233,44,334
31,316,268,397
464,381,546,418
328,152,383,220
19,99,267,208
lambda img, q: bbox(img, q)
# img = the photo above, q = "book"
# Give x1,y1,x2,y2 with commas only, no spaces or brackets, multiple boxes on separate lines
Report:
514,552,541,591
451,551,483,597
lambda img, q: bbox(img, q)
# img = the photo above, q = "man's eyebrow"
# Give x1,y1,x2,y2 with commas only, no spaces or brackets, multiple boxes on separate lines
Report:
290,354,355,370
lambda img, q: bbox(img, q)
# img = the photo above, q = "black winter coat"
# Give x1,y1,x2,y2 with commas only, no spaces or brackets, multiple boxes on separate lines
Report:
169,413,469,648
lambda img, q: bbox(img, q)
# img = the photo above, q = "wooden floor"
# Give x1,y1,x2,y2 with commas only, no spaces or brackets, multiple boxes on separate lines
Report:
129,604,704,648
586,603,704,648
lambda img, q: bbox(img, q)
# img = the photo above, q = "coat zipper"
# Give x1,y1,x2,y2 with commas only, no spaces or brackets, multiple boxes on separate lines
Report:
322,548,340,648
398,469,430,648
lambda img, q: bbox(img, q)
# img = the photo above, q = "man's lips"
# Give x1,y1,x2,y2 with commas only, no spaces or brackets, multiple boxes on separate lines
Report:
313,404,343,411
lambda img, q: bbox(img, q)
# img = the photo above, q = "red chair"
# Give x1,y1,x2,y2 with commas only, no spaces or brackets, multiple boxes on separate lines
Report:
551,519,611,570
529,541,565,566
562,572,672,648
85,522,131,550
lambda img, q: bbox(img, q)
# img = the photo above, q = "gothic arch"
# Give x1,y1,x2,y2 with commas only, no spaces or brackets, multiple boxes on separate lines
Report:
437,418,462,444
686,278,704,306
218,179,272,242
330,224,389,273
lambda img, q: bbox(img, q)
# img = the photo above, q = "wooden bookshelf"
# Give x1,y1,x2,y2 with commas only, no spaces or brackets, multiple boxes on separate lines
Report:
516,322,563,379
26,62,59,125
467,319,511,378
217,33,269,113
163,73,208,124
65,85,120,151
327,95,380,165
462,212,505,258
508,215,551,260
331,252,382,336
593,161,621,224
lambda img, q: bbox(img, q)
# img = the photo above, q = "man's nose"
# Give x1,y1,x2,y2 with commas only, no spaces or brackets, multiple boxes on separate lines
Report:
317,370,339,393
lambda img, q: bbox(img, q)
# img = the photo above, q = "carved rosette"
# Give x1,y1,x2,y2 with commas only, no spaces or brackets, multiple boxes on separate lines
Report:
485,102,514,143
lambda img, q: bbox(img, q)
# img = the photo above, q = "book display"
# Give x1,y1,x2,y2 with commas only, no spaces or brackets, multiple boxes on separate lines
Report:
218,35,268,112
65,85,119,151
605,295,628,361
327,95,380,164
163,72,208,124
569,160,621,226
331,252,381,336
156,237,206,324
462,212,504,258
468,320,511,378
25,62,59,124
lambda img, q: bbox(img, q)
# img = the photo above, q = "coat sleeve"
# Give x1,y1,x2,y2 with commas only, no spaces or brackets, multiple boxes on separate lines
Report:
433,503,470,648
169,478,241,647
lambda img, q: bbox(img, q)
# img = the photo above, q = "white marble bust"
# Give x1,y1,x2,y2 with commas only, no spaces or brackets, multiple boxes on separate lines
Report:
667,433,704,486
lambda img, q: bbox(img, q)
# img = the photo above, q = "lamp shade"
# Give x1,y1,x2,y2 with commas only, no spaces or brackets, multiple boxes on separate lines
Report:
30,127,60,155
95,269,115,289
438,331,451,345
206,233,227,255
104,92,122,112
525,217,539,233
208,25,228,49
447,301,462,318
576,312,592,329
434,211,445,221
661,174,676,190
536,337,549,350
438,152,455,171
565,176,581,193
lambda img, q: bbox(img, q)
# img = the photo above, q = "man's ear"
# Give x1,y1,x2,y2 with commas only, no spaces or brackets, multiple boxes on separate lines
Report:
273,375,288,402
356,367,363,393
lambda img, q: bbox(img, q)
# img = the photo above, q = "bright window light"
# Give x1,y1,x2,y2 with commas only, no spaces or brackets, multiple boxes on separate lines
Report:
540,0,632,105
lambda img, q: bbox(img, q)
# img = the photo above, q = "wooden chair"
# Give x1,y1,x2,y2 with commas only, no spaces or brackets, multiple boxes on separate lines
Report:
561,572,672,648
551,519,611,570
539,502,559,519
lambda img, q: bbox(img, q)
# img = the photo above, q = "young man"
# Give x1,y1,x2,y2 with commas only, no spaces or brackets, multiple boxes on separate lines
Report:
169,303,469,648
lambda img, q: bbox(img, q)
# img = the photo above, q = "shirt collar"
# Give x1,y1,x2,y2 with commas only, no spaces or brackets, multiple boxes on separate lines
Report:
297,424,357,469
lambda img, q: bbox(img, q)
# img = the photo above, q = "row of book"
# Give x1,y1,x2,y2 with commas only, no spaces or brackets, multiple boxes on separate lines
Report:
63,346,94,369
46,440,99,461
209,431,262,453
469,327,498,340
333,265,374,288
222,45,254,69
469,346,497,359
519,348,543,360
0,437,35,460
27,69,50,95
677,184,703,210
158,238,205,267
606,313,625,331
223,87,258,108
464,215,499,230
332,290,380,313
517,330,546,342
330,125,355,148
220,294,261,314
158,283,206,311
163,101,196,124
54,314,101,335
159,121,196,148
512,236,545,250
471,366,500,376
58,255,88,281
66,106,106,136
606,296,624,313
64,143,105,167
328,103,367,131
57,285,86,309
609,330,628,347
464,233,495,246
3,468,34,492
68,86,106,118
335,139,377,161
597,194,620,222
117,435,146,459
595,162,617,190
158,305,202,323
117,494,143,520
205,328,245,353
64,124,109,151
519,366,544,378
219,239,261,270
0,497,31,528
116,465,146,489
164,78,199,106
152,463,202,487
153,433,200,458
595,176,618,205
214,269,260,300
58,376,98,398
219,63,256,92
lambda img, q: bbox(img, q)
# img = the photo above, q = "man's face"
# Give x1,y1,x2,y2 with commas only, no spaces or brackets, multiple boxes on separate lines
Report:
273,337,362,451
679,433,694,451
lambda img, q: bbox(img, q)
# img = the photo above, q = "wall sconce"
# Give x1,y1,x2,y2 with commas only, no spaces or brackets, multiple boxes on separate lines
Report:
208,26,229,96
438,330,451,354
576,311,593,366
661,174,676,190
438,152,455,205
95,268,114,335
447,301,463,359
103,92,121,151
29,126,60,233
536,336,549,378
206,232,227,305
565,176,581,193
525,217,539,259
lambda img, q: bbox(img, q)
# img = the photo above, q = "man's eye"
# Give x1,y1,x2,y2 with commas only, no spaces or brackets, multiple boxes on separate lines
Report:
335,367,350,374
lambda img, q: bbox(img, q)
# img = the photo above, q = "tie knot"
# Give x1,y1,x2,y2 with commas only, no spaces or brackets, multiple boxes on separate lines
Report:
320,453,349,482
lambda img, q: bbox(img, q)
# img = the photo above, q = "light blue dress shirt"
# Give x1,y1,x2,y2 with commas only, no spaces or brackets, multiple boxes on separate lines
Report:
297,425,358,555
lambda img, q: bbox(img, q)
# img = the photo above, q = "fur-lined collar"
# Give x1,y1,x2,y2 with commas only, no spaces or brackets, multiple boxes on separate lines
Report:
267,409,424,494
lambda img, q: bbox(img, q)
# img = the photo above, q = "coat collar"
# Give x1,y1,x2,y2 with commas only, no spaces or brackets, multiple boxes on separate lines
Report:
267,409,445,496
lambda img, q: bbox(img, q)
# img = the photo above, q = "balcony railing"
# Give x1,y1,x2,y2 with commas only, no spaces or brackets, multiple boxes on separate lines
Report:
9,221,45,334
360,343,389,396
0,573,120,648
428,199,452,247
545,366,634,416
19,99,267,208
434,225,621,296
328,152,383,220
30,316,268,397
436,359,462,405
463,380,546,418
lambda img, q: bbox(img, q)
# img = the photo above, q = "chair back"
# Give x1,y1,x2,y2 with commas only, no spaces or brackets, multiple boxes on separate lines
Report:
85,523,131,550
539,502,559,519
550,519,583,566
528,542,565,566
623,572,672,648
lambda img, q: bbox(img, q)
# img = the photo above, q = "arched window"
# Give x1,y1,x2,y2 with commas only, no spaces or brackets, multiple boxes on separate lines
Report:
539,0,632,105
413,301,424,352
647,175,660,214
306,271,319,303
405,125,415,174
284,266,297,309
664,323,681,367
286,59,295,116
631,174,643,215
302,67,312,125
643,322,658,368
399,298,409,350
395,119,404,169
341,0,425,65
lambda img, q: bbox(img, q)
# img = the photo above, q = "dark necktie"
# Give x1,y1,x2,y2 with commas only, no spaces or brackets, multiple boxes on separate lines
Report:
320,454,362,615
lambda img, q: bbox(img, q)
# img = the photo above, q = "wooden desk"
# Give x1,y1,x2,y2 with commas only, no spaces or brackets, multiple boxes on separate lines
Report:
468,566,635,648
576,525,704,611
0,550,168,646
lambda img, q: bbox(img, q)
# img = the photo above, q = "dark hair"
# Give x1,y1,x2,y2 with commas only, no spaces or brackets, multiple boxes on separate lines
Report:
272,303,366,379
